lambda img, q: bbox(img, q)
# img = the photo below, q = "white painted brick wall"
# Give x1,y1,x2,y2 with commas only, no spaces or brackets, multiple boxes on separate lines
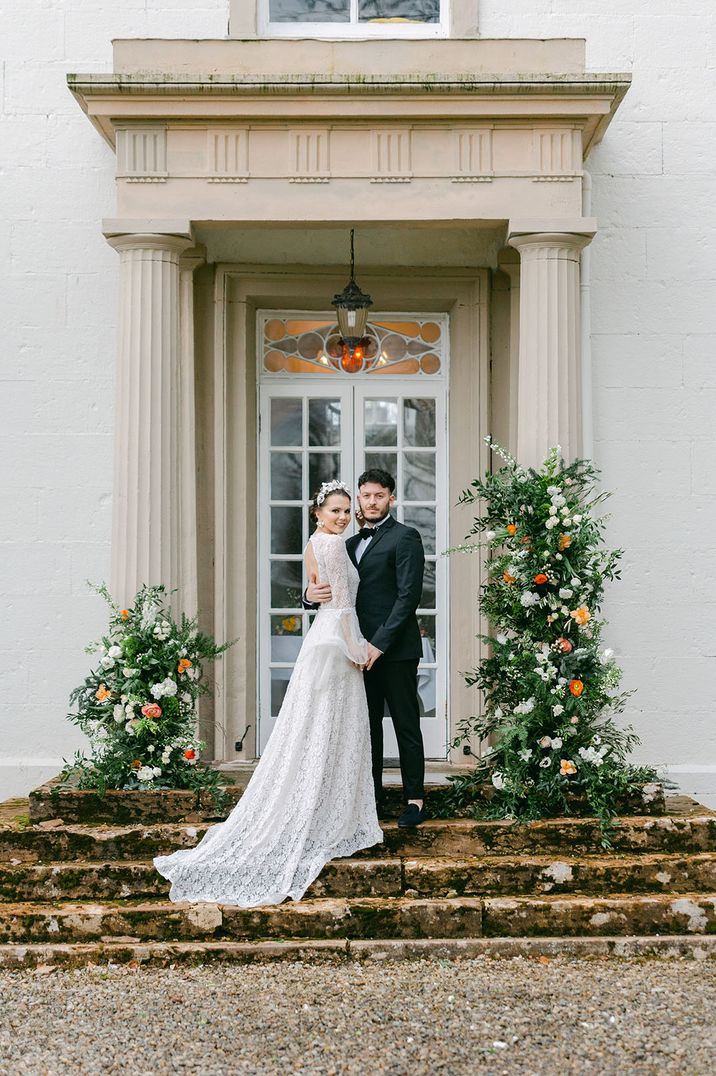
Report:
0,0,228,797
480,0,716,772
2,1,715,797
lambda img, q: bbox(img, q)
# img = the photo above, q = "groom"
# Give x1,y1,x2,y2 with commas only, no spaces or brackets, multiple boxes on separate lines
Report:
306,469,426,827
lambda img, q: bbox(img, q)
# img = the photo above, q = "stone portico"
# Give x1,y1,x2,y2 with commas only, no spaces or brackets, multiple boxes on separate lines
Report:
69,34,627,767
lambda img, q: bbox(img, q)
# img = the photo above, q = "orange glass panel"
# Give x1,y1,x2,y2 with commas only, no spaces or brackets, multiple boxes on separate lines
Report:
264,320,286,342
376,321,421,337
285,319,334,336
420,353,441,374
420,322,441,344
371,358,421,375
284,356,333,374
265,350,287,372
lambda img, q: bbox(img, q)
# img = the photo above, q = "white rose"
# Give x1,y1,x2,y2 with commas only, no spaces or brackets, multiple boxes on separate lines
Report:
552,495,566,508
552,705,565,716
570,578,581,587
152,766,162,777
538,735,552,748
491,772,506,790
150,682,165,699
545,517,559,530
113,704,124,721
572,514,582,524
551,737,563,750
548,505,558,516
558,588,573,600
161,678,177,697
125,722,135,736
108,645,122,659
100,656,115,670
123,667,137,678
136,766,155,782
181,692,193,705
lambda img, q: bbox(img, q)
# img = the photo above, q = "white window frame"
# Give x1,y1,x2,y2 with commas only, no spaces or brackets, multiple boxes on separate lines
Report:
261,0,449,39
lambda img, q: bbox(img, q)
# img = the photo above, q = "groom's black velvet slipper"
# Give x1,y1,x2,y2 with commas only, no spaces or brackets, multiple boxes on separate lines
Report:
398,803,426,827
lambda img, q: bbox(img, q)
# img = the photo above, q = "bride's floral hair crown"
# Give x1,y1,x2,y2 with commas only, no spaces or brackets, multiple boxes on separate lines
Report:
314,480,352,506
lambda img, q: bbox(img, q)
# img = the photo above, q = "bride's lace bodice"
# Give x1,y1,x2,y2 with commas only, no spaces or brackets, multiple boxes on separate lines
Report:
307,531,367,665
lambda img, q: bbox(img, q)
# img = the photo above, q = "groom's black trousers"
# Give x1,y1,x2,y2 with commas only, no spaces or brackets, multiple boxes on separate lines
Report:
364,659,425,802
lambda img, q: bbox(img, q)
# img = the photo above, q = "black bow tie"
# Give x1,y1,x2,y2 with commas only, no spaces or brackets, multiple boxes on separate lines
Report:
358,527,375,540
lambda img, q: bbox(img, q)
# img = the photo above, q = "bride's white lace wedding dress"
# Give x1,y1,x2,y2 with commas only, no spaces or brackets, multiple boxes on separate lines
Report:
153,530,383,907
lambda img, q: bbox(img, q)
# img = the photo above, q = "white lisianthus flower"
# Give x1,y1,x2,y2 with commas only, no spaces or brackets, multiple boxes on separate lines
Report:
123,667,138,678
572,514,582,524
150,682,165,699
514,698,535,715
181,692,193,705
552,494,566,508
551,737,563,750
558,588,573,600
152,766,162,777
125,722,135,736
601,648,614,663
485,530,496,541
545,517,559,530
160,677,177,697
552,704,565,716
562,518,572,527
570,577,581,587
539,757,552,768
538,735,552,748
113,704,124,722
519,749,533,762
136,766,155,782
100,656,115,670
491,772,506,790
548,505,558,516
520,591,541,608
108,645,123,659
493,707,504,720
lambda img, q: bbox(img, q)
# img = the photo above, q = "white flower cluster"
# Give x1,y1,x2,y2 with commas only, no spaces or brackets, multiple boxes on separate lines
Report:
152,620,171,642
578,743,610,767
151,677,178,699
520,591,541,608
137,765,163,783
513,697,535,715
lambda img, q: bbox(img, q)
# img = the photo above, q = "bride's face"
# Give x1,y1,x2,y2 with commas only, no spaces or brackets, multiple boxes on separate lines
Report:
316,493,352,534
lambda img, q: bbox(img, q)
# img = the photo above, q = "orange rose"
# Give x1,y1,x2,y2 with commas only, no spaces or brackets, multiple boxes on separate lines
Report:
560,759,577,776
120,609,130,620
556,637,573,654
558,534,572,550
520,536,531,547
130,759,142,770
534,573,549,585
95,684,111,701
177,658,193,674
141,702,162,719
570,606,591,626
503,570,516,585
183,748,196,760
569,679,584,697
506,524,517,536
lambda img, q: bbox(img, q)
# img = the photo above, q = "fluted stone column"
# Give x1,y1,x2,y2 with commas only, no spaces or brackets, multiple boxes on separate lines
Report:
507,228,594,468
106,233,192,607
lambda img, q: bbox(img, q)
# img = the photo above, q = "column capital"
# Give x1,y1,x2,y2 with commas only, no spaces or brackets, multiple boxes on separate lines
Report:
507,218,596,259
106,232,193,257
179,244,207,273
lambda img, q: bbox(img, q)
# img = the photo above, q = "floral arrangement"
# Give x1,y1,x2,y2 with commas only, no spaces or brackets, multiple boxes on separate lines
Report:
58,583,234,803
441,440,658,833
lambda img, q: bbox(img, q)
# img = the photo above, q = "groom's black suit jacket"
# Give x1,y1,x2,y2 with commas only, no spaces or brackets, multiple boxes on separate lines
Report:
346,516,425,663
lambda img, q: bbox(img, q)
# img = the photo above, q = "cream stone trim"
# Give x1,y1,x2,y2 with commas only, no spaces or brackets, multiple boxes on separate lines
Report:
177,246,205,621
116,126,168,181
105,232,193,609
508,227,595,468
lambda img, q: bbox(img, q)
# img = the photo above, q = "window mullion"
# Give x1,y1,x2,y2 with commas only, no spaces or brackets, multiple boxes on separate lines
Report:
350,0,359,25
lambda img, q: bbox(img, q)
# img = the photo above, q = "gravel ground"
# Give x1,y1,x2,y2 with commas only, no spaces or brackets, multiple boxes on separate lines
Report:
1,957,715,1075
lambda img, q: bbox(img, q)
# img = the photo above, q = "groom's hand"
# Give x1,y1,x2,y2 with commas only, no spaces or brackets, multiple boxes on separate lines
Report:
306,578,332,604
365,643,383,671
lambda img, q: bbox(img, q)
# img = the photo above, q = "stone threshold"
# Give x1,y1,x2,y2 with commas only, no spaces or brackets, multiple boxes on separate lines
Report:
3,935,716,970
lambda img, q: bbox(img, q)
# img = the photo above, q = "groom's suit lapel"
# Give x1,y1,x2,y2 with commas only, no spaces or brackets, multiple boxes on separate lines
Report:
357,514,396,567
346,535,360,568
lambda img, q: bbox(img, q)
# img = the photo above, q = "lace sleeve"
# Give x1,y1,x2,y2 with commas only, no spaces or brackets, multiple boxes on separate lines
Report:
308,534,368,665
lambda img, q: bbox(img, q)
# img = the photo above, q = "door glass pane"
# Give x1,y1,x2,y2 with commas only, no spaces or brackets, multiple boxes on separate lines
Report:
309,398,341,446
271,506,303,554
404,451,435,500
270,0,350,21
365,399,398,446
418,614,436,658
270,673,291,717
309,451,341,495
270,398,302,446
360,0,440,21
421,561,436,609
271,452,303,500
404,398,435,446
270,614,304,661
403,506,435,553
270,560,303,608
365,452,398,479
417,668,437,718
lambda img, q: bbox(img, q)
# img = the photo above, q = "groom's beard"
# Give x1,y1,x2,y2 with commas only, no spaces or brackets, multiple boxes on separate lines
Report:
362,508,391,524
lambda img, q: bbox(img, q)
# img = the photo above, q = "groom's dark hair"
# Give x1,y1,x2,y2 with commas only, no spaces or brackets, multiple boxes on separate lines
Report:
357,468,395,493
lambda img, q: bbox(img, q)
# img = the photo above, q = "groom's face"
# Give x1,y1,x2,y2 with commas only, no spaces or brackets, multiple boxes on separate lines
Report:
358,482,395,523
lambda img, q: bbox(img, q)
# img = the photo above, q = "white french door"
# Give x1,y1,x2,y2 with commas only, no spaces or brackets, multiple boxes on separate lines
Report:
258,380,448,759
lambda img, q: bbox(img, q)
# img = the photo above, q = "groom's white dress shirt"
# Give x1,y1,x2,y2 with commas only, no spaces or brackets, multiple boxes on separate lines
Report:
355,514,390,563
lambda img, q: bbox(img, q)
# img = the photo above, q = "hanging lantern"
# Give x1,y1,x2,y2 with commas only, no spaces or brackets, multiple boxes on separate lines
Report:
332,229,373,371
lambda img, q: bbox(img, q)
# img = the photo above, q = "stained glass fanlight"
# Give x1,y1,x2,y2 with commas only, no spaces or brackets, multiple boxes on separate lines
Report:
332,229,373,372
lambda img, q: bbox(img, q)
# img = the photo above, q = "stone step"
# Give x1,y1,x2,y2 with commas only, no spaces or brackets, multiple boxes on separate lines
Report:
3,935,716,970
3,809,715,863
4,852,716,902
0,896,483,944
1,892,715,945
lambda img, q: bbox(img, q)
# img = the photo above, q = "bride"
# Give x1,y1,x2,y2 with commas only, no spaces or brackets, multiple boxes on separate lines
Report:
153,480,383,907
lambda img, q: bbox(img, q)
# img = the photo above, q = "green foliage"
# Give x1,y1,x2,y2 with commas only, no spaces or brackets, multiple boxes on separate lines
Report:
439,439,658,834
58,583,235,806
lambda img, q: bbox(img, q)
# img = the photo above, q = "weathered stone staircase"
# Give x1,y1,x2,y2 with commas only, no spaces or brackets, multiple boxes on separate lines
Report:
1,781,716,967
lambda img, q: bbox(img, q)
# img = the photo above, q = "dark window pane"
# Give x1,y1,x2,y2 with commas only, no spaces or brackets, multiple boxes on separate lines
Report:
421,560,436,609
403,398,436,446
418,614,436,659
270,0,350,21
364,452,398,480
271,452,303,500
404,451,435,501
270,560,303,608
360,0,439,21
309,398,341,446
270,398,302,447
271,506,303,554
270,672,291,717
309,452,342,496
365,398,398,446
403,506,435,553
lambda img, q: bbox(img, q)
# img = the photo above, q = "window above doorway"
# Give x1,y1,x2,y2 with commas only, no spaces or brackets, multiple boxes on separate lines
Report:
262,0,447,37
